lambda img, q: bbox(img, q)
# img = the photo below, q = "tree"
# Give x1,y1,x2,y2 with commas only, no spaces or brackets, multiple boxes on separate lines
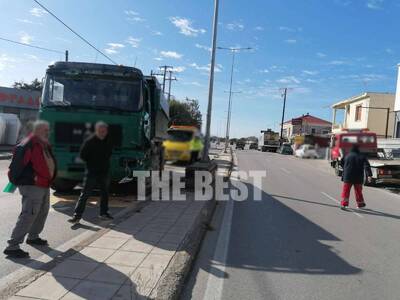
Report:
169,98,202,129
13,78,43,91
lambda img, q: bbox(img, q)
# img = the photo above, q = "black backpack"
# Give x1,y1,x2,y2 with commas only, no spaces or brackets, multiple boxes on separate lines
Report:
8,139,34,185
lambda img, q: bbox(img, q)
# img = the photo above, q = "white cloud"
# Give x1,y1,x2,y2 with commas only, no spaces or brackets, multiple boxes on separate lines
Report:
259,69,269,73
125,10,139,16
329,60,347,65
16,19,35,24
276,76,301,84
195,43,211,52
285,39,297,44
30,7,48,17
279,26,302,32
169,17,206,37
386,48,394,54
226,21,245,31
254,26,264,31
19,32,33,44
172,66,186,73
317,52,327,58
160,51,183,59
366,0,384,9
302,70,319,75
0,54,16,71
154,57,163,61
126,37,141,48
24,54,41,62
125,10,146,22
190,62,222,72
152,31,163,36
104,43,125,54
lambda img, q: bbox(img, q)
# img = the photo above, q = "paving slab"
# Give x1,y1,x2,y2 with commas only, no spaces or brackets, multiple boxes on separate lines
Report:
17,275,79,300
61,280,121,300
105,251,147,267
86,263,135,284
69,247,116,263
89,236,129,250
49,259,99,279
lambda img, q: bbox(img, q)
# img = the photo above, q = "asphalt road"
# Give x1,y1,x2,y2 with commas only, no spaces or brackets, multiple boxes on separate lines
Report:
182,150,400,300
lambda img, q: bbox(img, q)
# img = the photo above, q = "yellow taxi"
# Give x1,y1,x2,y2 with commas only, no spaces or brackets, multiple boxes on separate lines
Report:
163,126,204,162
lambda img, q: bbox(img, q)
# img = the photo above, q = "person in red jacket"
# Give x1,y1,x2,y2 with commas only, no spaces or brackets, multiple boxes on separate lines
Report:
4,120,57,258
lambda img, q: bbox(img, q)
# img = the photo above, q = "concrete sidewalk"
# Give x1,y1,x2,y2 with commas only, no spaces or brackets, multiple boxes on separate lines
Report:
7,151,232,300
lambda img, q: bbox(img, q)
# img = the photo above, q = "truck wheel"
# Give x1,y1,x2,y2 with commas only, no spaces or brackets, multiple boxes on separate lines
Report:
52,179,76,193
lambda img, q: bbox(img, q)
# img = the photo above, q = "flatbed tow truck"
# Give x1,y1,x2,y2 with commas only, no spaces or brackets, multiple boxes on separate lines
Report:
330,129,400,186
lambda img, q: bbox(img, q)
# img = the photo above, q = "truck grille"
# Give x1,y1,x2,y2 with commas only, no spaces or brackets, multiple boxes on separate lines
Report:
54,122,123,147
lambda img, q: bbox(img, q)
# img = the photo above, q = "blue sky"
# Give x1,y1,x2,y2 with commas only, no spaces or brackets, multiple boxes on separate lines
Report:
0,0,399,137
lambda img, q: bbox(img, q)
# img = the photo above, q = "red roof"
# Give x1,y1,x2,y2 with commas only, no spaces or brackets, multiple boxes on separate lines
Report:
284,114,332,126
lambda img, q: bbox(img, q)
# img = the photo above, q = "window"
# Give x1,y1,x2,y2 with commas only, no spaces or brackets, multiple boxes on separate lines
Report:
355,105,362,121
311,128,316,134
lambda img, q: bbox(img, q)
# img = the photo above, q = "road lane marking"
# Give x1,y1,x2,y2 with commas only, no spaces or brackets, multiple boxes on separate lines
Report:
321,192,363,218
280,168,291,174
202,188,235,299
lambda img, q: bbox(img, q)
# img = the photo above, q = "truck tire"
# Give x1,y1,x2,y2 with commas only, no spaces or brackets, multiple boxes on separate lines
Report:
52,178,77,193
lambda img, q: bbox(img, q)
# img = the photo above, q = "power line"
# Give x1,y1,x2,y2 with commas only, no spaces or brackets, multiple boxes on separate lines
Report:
0,37,64,54
33,0,117,65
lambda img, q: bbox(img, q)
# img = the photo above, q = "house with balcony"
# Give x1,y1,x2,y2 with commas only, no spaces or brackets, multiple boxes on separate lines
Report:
331,92,395,138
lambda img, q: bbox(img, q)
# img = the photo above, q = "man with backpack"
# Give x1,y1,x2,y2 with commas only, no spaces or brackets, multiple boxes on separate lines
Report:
4,120,56,258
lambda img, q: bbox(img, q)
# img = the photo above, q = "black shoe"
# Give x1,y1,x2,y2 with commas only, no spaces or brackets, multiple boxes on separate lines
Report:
26,238,48,246
68,216,81,224
357,203,366,209
99,213,113,220
4,249,30,258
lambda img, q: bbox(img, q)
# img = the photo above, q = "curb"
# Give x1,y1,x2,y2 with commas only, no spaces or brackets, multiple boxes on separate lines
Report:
150,150,234,300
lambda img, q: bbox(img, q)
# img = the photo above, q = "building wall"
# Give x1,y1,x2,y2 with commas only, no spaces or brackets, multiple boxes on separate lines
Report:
344,98,370,129
283,122,331,138
368,94,395,138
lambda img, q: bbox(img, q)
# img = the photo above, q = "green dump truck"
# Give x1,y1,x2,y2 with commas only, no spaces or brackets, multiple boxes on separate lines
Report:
39,61,169,192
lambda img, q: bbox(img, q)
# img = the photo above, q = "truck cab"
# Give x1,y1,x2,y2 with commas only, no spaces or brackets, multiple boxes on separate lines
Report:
39,62,168,192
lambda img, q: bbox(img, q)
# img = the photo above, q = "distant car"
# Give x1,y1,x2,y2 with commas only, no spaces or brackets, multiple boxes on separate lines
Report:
277,143,293,155
236,142,245,150
295,144,319,159
249,143,258,150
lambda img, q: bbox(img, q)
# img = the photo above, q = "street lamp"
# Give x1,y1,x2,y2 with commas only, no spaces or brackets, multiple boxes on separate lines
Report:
202,0,220,161
218,47,252,152
223,90,242,152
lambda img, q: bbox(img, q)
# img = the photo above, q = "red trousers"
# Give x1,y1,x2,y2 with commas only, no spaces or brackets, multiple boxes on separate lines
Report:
341,183,365,206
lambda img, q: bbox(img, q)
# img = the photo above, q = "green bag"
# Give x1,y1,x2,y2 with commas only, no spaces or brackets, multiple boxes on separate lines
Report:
3,182,17,193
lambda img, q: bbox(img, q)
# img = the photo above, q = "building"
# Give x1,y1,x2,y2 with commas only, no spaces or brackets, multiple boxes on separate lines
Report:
282,113,332,139
0,86,40,135
394,64,400,138
331,92,395,138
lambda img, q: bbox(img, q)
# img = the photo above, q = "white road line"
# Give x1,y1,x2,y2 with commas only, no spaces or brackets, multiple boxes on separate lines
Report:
321,192,363,218
280,167,291,174
202,192,235,300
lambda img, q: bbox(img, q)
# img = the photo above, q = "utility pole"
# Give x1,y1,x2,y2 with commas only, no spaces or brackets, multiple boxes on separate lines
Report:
224,90,242,152
202,0,220,161
65,50,69,62
218,47,252,152
166,70,177,102
159,65,173,93
280,88,288,141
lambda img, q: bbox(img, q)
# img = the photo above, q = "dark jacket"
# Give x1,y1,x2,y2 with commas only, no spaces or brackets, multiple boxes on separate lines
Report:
8,134,57,187
342,149,372,184
80,134,113,174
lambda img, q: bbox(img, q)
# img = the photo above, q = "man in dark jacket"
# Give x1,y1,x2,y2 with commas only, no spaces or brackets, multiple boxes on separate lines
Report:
68,121,113,223
341,144,372,209
4,120,57,258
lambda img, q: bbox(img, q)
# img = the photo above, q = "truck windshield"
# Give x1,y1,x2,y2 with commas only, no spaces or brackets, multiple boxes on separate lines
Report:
167,131,194,142
42,75,142,112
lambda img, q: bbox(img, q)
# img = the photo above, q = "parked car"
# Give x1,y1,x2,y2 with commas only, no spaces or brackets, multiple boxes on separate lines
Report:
249,142,258,150
236,141,245,150
295,144,319,159
277,143,293,155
